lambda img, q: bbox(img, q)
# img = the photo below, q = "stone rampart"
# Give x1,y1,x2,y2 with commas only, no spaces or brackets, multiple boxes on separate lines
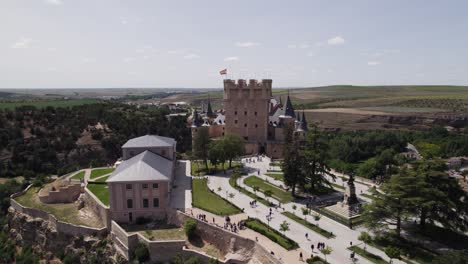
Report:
10,186,107,238
83,187,110,228
38,183,82,204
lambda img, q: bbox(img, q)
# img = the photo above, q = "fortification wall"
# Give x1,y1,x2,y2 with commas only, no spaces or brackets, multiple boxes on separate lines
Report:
83,187,110,228
38,184,82,204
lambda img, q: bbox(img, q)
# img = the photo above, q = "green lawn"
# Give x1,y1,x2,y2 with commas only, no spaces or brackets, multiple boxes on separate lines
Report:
95,176,109,183
87,183,110,206
348,246,387,264
14,187,102,227
90,168,114,179
244,218,298,250
123,224,186,241
265,173,284,182
282,212,335,238
192,178,241,215
330,182,345,190
360,193,374,200
244,176,293,203
229,177,274,207
191,160,241,176
71,171,85,180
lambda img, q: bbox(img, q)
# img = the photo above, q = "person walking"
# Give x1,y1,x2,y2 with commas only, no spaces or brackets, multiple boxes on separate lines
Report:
299,252,303,261
305,233,309,240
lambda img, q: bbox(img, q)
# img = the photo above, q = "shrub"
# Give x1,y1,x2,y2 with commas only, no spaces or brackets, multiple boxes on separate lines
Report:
184,219,197,239
134,242,150,262
62,253,80,264
135,216,150,225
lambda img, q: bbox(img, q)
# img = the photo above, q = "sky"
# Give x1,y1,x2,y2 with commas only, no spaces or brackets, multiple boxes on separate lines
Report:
1,0,468,89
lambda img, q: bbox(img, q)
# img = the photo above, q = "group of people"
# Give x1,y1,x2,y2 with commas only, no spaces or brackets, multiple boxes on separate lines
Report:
196,213,208,222
224,221,242,233
249,199,258,208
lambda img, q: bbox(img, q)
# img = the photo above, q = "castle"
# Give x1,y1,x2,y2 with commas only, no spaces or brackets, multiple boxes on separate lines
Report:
189,79,308,158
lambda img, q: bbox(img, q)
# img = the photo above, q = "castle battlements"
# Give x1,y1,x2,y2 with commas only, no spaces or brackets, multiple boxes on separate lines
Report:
223,79,272,90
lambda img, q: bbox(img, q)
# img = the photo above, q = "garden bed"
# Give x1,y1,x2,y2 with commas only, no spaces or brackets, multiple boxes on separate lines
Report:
244,218,298,250
192,178,241,215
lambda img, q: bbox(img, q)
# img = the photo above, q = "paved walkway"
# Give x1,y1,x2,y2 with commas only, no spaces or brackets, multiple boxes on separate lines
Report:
206,157,405,264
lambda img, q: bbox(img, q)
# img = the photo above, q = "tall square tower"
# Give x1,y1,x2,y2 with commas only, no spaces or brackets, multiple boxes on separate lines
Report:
223,79,272,145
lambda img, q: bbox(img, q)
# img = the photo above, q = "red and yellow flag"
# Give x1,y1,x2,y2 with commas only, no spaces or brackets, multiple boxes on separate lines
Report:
219,69,227,75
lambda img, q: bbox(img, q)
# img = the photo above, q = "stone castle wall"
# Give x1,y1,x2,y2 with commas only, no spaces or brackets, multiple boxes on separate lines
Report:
10,185,107,238
38,183,82,204
83,187,110,228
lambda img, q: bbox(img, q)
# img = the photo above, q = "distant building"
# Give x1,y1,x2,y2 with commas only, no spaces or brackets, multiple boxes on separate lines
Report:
106,135,176,223
188,79,307,158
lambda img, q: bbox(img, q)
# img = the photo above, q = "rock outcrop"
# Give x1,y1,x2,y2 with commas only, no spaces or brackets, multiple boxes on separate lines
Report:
7,208,124,263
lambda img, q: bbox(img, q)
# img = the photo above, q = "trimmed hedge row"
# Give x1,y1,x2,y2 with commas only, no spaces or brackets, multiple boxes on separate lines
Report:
244,218,298,250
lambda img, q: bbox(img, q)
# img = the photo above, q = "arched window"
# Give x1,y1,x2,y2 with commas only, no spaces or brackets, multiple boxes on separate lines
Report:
127,199,133,209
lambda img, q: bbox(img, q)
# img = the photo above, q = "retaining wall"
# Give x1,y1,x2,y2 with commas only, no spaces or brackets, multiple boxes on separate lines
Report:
83,187,110,228
38,183,82,204
10,185,107,238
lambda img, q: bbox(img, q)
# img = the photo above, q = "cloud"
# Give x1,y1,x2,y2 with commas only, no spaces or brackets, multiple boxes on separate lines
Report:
299,43,309,49
224,56,239,61
123,57,136,63
167,49,185,54
82,57,96,63
287,44,297,49
306,52,315,57
184,53,200,59
236,42,260,48
367,61,381,66
120,17,128,25
327,36,345,45
11,37,33,49
45,0,63,5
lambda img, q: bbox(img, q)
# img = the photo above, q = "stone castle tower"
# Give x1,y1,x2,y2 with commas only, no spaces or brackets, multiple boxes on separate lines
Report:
223,79,272,153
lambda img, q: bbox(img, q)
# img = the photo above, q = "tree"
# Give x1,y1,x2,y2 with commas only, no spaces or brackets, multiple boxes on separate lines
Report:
222,134,244,168
362,171,411,237
432,250,468,264
358,232,372,251
264,190,272,201
384,246,400,263
208,140,226,173
320,246,332,262
253,185,259,193
229,193,235,199
313,212,321,226
184,219,197,239
193,127,211,172
301,124,335,193
279,220,290,234
134,243,150,263
282,123,304,196
301,207,310,220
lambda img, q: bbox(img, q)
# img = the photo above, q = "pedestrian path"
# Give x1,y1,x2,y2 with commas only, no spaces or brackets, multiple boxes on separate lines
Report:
206,157,405,264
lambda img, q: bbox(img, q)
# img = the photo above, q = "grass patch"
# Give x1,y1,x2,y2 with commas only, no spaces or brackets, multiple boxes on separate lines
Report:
87,183,110,206
244,218,298,250
265,173,284,182
229,177,273,207
360,193,374,200
94,176,109,183
90,168,114,179
192,178,241,215
409,224,468,250
330,182,345,190
267,170,283,173
191,160,241,176
71,171,85,180
124,224,186,241
348,245,387,264
244,176,293,203
282,212,335,238
370,234,437,264
14,187,101,227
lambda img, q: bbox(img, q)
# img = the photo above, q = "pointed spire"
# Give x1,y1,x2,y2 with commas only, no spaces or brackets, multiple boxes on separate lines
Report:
284,91,295,118
301,110,308,131
206,97,216,118
192,109,202,127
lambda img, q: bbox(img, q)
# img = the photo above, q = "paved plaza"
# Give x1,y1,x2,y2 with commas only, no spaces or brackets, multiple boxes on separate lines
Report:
189,157,405,264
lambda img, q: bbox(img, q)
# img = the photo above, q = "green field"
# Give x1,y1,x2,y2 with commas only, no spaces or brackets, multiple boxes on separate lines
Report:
0,99,99,110
192,178,241,215
95,176,109,182
87,183,110,206
265,173,284,182
244,218,298,250
191,161,241,176
90,168,114,179
229,176,273,207
244,176,293,203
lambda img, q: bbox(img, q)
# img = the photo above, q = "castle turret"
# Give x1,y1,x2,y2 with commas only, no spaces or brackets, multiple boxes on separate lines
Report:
300,110,308,131
284,93,295,118
206,98,216,119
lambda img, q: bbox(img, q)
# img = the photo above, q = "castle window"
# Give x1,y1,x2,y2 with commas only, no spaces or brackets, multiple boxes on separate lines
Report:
255,112,257,116
235,111,237,115
143,199,149,208
153,198,159,208
127,199,133,209
235,120,238,124
153,183,159,189
222,132,225,136
126,184,132,190
244,136,249,140
244,111,247,115
255,124,258,128
244,123,247,127
142,184,148,189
